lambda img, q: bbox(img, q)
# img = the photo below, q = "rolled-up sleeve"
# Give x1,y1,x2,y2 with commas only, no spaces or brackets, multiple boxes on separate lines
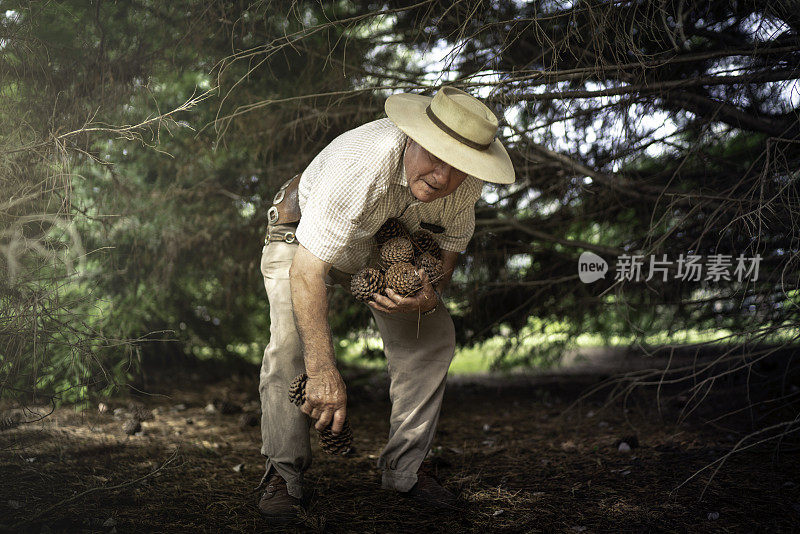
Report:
438,204,476,252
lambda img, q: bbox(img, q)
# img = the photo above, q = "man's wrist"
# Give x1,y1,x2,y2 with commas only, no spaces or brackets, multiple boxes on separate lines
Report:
305,356,338,375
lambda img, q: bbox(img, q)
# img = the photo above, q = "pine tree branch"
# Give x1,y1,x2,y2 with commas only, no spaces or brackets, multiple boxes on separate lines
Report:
512,69,800,102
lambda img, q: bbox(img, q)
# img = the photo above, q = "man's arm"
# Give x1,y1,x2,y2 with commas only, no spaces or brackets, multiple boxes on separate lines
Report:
289,244,347,435
437,250,459,292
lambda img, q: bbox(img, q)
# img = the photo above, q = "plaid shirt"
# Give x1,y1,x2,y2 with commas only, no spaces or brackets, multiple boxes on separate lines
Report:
295,118,483,274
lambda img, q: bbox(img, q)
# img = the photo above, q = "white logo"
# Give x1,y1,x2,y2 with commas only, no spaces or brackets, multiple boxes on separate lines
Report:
578,251,608,283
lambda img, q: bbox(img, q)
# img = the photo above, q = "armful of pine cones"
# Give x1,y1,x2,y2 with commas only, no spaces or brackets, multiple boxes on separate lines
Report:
350,218,445,302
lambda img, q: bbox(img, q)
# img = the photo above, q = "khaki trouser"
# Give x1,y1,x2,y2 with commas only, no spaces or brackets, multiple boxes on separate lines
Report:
256,226,456,498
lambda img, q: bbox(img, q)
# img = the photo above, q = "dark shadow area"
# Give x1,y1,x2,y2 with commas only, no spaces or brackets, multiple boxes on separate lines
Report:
2,344,799,533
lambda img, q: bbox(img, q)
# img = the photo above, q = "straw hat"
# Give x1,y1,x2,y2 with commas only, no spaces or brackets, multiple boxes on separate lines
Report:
385,87,515,184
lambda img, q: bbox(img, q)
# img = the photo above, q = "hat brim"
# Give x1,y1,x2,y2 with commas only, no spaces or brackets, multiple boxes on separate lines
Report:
385,93,515,185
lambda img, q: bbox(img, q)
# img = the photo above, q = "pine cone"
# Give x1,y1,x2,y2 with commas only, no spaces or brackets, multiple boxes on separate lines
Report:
350,267,386,302
127,401,154,422
319,419,354,455
375,218,407,245
288,374,308,406
386,262,422,296
411,230,442,259
122,418,141,435
417,252,444,284
288,373,354,455
380,237,414,267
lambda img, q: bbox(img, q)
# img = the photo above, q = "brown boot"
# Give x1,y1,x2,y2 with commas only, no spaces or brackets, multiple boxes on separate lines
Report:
257,473,301,523
402,472,460,510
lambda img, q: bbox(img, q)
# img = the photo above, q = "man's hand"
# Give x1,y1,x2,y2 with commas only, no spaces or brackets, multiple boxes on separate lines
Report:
368,268,438,314
290,244,346,433
301,366,347,434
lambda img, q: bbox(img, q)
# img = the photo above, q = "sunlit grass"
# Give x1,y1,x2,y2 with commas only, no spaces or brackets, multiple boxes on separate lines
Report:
223,320,800,375
335,319,800,375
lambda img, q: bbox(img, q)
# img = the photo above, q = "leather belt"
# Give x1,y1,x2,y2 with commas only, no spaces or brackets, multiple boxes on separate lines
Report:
263,174,302,245
267,174,302,225
264,228,296,244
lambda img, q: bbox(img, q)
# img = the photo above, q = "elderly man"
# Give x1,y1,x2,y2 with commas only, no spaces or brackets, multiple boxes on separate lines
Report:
256,87,514,522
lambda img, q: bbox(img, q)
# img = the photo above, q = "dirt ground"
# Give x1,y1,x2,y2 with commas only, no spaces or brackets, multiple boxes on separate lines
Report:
1,353,799,533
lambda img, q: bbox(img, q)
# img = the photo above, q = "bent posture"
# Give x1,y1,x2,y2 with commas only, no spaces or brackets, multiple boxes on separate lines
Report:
256,87,515,522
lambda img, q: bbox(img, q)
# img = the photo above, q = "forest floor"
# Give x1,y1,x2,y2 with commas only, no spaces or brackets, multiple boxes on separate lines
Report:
2,347,799,533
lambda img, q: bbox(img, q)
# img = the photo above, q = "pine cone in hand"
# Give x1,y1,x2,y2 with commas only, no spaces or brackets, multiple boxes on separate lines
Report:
319,419,354,455
380,237,414,267
350,267,386,302
375,218,407,245
385,262,422,296
288,374,308,406
288,373,354,455
416,252,444,284
410,230,442,259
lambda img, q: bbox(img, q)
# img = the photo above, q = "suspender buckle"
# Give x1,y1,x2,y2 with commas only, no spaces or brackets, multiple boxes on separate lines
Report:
267,206,279,224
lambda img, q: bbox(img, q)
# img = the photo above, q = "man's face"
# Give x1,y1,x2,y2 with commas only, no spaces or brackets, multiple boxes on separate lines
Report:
403,138,469,202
